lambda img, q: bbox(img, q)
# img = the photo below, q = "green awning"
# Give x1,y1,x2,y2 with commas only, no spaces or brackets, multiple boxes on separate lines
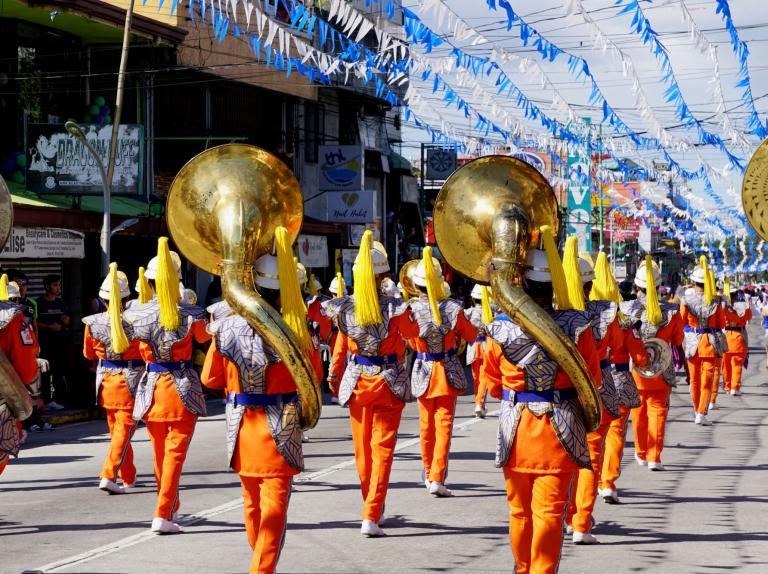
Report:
7,181,161,217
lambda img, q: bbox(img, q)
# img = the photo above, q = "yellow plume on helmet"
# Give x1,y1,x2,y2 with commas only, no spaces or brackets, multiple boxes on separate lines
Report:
138,266,153,304
353,230,383,326
108,263,130,354
700,255,714,305
563,236,585,311
540,226,572,310
156,237,181,331
590,252,621,303
423,246,445,326
308,272,318,297
481,285,493,325
0,274,8,301
275,227,310,351
645,255,663,325
336,271,346,296
724,277,731,304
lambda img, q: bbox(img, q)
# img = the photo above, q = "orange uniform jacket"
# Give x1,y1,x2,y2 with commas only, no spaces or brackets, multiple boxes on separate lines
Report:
680,296,726,359
724,304,751,354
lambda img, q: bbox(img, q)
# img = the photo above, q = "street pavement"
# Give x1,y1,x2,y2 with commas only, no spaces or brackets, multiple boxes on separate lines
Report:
2,326,768,574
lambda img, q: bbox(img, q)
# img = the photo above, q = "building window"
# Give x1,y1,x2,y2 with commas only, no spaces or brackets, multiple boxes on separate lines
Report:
304,102,321,163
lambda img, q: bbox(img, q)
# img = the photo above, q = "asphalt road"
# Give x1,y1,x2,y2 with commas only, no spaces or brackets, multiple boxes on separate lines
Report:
2,326,768,574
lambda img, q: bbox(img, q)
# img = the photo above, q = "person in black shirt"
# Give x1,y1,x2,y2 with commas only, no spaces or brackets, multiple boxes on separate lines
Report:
36,274,70,410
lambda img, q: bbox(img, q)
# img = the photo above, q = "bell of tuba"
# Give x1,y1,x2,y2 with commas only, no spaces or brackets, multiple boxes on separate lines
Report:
742,137,768,240
398,259,421,298
0,176,34,420
166,144,321,429
434,156,601,432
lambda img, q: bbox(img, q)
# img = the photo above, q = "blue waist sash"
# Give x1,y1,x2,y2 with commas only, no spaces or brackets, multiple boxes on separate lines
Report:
99,359,141,369
415,349,457,361
501,388,578,404
724,326,744,332
684,326,714,334
227,391,298,408
475,335,486,343
599,359,611,369
350,353,398,367
147,360,192,373
613,363,630,372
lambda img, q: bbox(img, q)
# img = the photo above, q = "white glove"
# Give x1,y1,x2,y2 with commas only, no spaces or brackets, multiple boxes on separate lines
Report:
37,358,50,373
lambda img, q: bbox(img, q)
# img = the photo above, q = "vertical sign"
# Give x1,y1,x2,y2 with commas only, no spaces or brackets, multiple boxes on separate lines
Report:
567,146,592,252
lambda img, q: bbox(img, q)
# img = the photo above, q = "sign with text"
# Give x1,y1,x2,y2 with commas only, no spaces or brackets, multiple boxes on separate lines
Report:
297,235,329,268
349,224,380,246
567,147,592,252
319,145,363,191
0,227,85,259
327,191,375,223
26,123,143,195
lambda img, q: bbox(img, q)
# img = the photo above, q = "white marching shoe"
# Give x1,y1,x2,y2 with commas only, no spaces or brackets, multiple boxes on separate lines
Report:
599,488,620,504
695,413,712,426
428,481,453,497
361,520,386,537
151,517,183,534
99,478,124,495
572,531,600,545
634,452,647,466
474,404,487,418
709,402,718,410
648,461,665,471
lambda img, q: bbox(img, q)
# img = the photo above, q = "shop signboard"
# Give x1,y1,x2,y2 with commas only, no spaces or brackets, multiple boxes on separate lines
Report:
319,145,363,191
511,149,551,180
341,248,359,286
567,145,592,252
26,123,143,196
326,191,375,223
297,235,329,268
425,147,457,180
349,224,380,246
0,227,85,259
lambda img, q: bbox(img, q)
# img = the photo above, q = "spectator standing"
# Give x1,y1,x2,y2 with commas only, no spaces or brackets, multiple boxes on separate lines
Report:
36,274,71,410
7,270,38,336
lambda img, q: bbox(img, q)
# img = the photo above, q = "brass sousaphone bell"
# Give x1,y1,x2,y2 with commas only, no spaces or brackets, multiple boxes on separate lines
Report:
166,144,321,429
398,259,421,298
635,337,673,379
0,176,33,420
742,137,768,241
434,156,601,432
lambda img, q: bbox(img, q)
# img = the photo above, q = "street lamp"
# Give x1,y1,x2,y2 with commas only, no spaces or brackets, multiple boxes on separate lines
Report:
65,120,111,277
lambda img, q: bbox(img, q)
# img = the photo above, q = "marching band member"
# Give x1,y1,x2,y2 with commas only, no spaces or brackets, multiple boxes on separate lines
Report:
83,264,143,494
593,253,646,503
0,277,39,477
466,285,494,418
723,280,751,396
126,266,154,309
202,227,323,574
125,238,210,534
324,231,419,537
625,257,684,469
481,227,601,574
409,247,477,497
681,257,726,425
563,240,623,544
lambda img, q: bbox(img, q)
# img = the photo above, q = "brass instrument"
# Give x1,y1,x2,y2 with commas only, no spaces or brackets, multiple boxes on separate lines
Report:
0,176,33,420
166,144,321,429
398,259,421,298
635,337,673,379
434,156,601,431
742,138,768,240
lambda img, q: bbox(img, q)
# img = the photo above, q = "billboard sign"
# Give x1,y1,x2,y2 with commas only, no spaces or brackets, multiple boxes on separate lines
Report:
319,145,363,191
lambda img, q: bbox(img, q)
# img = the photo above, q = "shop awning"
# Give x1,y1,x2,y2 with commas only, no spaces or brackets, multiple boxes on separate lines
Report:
7,182,161,217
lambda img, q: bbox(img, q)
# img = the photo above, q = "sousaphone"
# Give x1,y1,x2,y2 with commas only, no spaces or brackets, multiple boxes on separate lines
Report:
635,337,673,378
0,176,33,420
398,259,420,298
166,144,321,429
434,156,601,431
743,137,768,240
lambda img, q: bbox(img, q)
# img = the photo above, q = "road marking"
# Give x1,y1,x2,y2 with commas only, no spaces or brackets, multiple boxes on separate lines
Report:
36,409,499,573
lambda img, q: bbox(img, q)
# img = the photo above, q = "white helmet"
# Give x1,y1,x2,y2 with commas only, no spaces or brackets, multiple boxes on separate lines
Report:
312,276,322,293
470,284,483,300
254,254,281,290
145,250,181,280
690,265,706,285
442,281,451,298
353,247,390,275
525,249,551,282
329,275,345,295
412,256,442,287
635,259,661,289
579,256,595,283
99,271,131,300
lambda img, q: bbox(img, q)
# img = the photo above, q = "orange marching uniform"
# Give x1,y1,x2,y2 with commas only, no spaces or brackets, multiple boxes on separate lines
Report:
201,311,322,572
466,284,491,418
723,299,751,395
0,302,40,477
324,231,419,536
125,240,210,533
624,258,684,468
681,260,726,424
408,248,476,496
82,266,144,493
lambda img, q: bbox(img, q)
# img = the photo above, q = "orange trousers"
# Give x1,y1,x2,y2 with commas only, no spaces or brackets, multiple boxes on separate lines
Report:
100,408,136,484
503,469,572,574
348,392,404,522
688,357,721,413
723,352,746,392
240,475,292,574
472,360,486,407
600,408,630,491
145,417,196,520
418,395,457,483
567,420,611,533
631,389,670,463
